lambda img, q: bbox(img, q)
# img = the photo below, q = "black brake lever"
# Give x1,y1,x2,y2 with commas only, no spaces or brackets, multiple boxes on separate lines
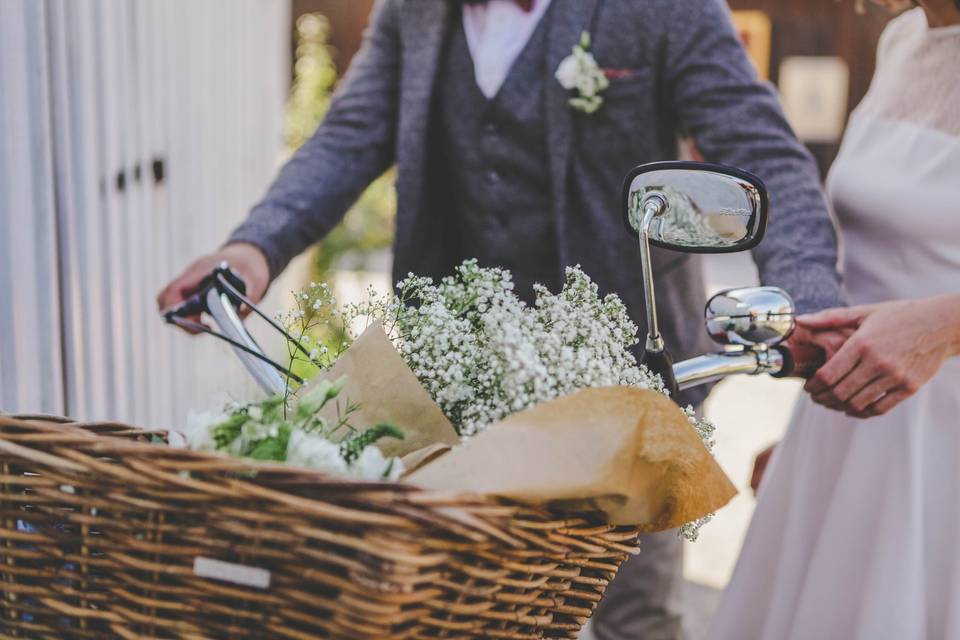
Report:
162,263,305,389
161,264,247,322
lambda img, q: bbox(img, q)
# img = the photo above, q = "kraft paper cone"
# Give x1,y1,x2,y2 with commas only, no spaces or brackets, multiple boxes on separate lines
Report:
407,387,736,530
307,323,461,458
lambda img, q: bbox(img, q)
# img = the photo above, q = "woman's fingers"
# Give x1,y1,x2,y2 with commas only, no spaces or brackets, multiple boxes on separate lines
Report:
811,363,877,408
811,327,855,359
838,376,891,415
798,305,871,331
858,387,914,418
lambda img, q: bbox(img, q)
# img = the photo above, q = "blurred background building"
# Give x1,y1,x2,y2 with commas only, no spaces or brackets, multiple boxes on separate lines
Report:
0,1,900,635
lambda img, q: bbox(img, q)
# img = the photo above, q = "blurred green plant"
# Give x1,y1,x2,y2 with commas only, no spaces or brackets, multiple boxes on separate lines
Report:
286,13,395,285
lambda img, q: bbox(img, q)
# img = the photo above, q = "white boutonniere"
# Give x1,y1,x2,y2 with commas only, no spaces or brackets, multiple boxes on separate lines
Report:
554,31,609,115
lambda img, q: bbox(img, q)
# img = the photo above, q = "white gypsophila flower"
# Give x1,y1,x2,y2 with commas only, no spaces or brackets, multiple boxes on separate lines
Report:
677,405,717,541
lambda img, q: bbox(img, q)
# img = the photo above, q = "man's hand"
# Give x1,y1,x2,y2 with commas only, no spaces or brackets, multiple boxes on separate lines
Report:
156,243,270,332
800,296,960,418
780,323,851,380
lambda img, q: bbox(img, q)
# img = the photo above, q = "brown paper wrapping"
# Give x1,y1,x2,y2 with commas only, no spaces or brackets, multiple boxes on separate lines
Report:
307,324,735,530
308,323,461,458
407,387,736,529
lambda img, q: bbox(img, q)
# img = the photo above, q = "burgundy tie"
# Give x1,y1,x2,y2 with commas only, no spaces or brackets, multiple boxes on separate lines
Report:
459,0,535,12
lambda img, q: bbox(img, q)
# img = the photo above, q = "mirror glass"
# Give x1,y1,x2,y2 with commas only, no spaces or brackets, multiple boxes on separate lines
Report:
625,166,766,252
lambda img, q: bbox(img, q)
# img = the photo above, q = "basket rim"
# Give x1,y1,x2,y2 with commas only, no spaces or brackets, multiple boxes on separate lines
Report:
0,414,625,538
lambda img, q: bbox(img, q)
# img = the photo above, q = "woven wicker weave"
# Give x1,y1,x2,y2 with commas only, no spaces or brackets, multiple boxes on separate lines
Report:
0,415,640,639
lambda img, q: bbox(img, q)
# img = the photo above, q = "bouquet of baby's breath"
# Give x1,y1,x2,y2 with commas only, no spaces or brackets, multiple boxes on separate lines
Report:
346,260,714,447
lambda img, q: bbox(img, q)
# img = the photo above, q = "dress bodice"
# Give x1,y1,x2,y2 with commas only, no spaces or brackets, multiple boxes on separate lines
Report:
825,8,960,305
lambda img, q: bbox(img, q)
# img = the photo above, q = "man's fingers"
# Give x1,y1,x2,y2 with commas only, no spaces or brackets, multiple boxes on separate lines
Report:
157,270,202,312
157,282,183,312
804,340,862,396
179,314,210,335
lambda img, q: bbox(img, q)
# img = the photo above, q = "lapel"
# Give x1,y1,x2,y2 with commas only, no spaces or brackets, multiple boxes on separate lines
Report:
397,0,450,233
545,0,601,257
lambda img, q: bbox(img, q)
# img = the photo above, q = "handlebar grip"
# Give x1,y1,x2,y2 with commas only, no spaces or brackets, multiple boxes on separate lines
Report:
770,345,793,378
772,343,826,379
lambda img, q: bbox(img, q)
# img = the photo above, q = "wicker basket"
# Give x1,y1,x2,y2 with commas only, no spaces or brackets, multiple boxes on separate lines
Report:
0,415,641,639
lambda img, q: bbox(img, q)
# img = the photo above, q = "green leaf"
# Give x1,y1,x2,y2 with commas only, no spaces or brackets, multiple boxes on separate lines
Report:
212,411,251,450
247,438,288,461
339,424,404,464
247,424,292,462
260,395,285,423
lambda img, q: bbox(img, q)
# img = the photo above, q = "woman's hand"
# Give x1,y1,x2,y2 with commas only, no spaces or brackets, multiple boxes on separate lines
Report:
799,296,960,418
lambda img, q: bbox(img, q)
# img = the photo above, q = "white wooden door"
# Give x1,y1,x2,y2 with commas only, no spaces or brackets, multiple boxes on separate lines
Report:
0,0,293,427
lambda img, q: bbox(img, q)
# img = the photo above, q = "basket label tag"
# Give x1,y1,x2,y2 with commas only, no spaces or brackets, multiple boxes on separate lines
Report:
193,557,271,590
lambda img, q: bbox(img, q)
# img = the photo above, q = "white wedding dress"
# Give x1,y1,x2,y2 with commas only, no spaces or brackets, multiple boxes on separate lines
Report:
709,9,960,640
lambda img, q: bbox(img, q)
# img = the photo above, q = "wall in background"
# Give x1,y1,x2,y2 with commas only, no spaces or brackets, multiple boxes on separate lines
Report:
0,0,292,427
728,0,892,175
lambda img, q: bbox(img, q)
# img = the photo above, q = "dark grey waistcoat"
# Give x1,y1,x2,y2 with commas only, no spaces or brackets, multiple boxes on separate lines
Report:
434,14,558,300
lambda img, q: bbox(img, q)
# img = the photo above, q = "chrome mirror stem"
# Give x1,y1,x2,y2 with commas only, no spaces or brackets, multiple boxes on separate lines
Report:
638,194,668,352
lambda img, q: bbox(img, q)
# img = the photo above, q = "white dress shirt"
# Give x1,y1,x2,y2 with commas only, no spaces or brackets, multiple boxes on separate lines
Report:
462,0,554,99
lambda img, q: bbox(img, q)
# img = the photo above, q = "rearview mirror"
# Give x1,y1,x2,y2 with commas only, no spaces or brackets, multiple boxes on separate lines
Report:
623,161,768,253
705,286,795,348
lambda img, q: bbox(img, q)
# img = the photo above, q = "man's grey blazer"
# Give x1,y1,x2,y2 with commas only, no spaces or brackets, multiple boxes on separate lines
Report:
230,0,845,397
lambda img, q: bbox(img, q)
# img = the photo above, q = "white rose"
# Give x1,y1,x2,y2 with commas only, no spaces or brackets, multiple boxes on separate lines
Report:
351,446,405,481
180,409,227,451
554,54,580,90
286,431,348,475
